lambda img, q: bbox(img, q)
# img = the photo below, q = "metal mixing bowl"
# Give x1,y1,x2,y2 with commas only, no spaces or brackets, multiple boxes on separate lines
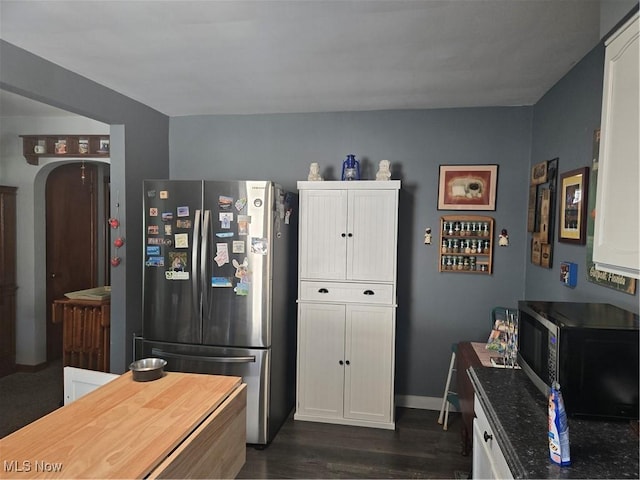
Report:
129,358,167,382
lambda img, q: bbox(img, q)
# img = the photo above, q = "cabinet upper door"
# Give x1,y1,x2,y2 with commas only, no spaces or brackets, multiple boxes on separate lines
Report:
299,189,348,280
347,189,398,282
594,13,639,278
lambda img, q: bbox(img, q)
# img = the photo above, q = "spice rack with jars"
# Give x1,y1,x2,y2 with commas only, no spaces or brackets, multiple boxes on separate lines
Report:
439,215,494,274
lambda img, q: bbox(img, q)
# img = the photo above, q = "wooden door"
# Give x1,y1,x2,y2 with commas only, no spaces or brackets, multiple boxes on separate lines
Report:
0,186,17,377
46,163,98,361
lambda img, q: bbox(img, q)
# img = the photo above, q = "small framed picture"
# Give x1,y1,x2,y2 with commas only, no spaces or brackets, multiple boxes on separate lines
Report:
438,164,498,210
558,167,589,244
98,139,110,153
531,160,548,185
78,140,89,154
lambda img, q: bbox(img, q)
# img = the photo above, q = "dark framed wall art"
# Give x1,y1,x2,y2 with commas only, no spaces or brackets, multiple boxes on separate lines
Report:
437,164,498,210
558,167,589,244
528,158,558,268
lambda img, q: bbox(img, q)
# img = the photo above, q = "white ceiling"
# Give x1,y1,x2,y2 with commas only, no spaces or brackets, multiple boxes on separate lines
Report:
0,0,602,117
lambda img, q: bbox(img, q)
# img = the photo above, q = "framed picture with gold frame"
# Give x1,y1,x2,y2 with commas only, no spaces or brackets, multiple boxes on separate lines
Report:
559,167,589,244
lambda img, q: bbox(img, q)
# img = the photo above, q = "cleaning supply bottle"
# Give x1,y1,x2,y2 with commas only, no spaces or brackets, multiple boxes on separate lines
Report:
548,382,571,466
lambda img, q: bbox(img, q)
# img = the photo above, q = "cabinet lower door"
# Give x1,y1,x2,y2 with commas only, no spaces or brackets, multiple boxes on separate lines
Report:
344,305,394,423
296,303,346,419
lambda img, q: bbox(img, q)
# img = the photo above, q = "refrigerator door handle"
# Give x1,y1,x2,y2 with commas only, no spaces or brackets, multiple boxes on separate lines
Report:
152,348,256,364
201,209,211,313
192,209,202,315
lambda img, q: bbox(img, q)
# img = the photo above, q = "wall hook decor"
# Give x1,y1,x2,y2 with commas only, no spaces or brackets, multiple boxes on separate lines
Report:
110,191,123,267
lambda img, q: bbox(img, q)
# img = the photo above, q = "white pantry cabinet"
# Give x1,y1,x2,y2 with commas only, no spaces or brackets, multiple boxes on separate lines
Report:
295,180,400,430
594,12,639,279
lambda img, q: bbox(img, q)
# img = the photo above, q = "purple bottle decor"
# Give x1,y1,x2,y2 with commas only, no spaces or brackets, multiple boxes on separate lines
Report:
341,154,361,181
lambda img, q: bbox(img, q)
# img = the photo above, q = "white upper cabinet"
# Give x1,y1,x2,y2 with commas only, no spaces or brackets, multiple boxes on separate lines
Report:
594,13,640,279
298,181,400,283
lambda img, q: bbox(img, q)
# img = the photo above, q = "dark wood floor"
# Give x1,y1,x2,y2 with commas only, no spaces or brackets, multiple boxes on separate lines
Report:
238,408,471,479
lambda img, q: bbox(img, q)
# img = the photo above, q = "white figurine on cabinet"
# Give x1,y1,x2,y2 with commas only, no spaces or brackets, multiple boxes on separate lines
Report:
376,160,391,181
308,162,323,181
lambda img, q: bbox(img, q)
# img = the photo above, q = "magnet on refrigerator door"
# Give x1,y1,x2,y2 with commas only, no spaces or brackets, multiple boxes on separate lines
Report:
235,198,247,211
251,238,268,255
174,233,188,248
149,208,158,217
177,206,189,217
219,196,233,210
214,243,229,267
211,277,233,287
159,191,169,199
232,241,245,254
169,252,187,271
220,212,233,229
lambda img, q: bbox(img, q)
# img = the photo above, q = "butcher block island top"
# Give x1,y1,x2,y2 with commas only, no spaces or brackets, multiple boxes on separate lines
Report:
0,371,247,479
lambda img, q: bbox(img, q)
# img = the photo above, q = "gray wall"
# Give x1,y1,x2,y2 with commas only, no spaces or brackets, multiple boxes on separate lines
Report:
170,108,533,399
526,41,639,314
0,40,170,372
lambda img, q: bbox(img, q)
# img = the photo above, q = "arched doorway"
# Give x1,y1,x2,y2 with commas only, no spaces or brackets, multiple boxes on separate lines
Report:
44,162,109,361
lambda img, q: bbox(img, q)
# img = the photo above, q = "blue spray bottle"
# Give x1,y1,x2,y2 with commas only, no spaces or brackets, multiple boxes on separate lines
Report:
548,382,571,466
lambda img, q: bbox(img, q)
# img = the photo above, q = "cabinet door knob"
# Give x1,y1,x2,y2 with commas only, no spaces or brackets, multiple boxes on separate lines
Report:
363,290,374,295
318,288,329,294
347,233,353,237
341,233,346,238
345,360,350,365
483,431,493,442
339,360,344,365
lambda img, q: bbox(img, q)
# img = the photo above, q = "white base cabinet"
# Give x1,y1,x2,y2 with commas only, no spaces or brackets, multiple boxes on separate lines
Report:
472,395,513,480
295,302,395,428
295,181,400,430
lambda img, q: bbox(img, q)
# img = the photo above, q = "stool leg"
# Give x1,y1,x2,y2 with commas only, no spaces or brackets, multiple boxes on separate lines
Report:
438,351,456,424
444,399,450,430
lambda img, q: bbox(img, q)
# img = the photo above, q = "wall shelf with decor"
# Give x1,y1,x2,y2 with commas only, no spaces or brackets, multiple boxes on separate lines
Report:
20,135,110,165
439,215,494,274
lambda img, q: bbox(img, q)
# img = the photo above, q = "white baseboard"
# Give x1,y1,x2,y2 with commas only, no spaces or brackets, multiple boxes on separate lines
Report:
395,394,458,412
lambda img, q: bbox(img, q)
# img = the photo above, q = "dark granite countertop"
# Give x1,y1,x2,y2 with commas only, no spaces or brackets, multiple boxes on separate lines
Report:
468,367,639,479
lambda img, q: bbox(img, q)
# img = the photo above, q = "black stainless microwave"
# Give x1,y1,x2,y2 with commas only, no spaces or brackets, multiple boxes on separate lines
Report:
517,300,639,420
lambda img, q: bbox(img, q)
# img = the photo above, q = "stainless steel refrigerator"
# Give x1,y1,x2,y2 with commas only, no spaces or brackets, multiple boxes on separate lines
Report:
135,180,297,445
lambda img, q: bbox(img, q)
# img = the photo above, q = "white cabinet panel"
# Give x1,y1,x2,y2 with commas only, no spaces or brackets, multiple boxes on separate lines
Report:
296,303,345,419
348,189,398,282
594,13,639,279
298,182,400,282
472,395,513,479
299,281,394,304
299,189,348,280
344,305,394,423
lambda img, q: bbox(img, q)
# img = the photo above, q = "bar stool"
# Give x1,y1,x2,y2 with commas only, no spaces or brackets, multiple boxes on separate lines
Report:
438,343,460,430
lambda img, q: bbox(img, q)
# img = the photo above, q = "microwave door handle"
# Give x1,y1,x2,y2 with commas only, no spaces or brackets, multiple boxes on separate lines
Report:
152,348,256,364
192,209,201,315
